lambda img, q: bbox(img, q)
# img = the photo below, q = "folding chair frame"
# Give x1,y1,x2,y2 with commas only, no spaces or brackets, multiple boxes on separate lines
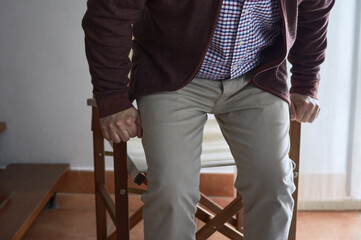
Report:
89,101,301,240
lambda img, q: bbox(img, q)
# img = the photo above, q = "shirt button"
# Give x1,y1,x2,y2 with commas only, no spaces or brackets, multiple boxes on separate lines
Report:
236,40,244,46
244,9,249,14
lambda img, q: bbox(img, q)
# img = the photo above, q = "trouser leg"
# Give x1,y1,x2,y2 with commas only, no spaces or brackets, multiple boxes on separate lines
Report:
137,89,212,240
137,70,295,239
213,78,296,240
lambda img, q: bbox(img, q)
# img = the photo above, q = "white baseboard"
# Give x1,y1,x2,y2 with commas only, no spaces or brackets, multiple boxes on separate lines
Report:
298,198,361,210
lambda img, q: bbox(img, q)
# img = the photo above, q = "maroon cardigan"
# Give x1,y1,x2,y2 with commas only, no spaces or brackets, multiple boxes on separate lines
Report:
82,0,335,118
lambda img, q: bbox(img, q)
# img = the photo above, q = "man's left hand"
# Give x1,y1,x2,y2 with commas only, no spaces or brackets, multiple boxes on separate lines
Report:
290,93,320,123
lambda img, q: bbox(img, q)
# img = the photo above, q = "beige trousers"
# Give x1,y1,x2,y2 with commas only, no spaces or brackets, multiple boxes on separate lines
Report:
137,71,296,240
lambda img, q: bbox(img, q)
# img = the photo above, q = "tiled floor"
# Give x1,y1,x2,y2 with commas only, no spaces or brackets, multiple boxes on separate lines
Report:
22,193,361,240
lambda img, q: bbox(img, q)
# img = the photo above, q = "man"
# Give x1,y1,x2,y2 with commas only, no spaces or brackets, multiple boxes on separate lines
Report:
82,0,334,239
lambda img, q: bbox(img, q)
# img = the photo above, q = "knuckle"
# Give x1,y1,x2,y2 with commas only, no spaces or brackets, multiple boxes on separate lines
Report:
126,117,134,124
107,123,115,130
115,121,123,128
306,102,314,108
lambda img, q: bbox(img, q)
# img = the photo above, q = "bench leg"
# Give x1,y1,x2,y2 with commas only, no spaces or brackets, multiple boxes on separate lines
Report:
44,192,57,209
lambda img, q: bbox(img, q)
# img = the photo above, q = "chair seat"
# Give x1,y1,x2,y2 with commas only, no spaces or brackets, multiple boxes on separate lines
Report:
119,117,234,181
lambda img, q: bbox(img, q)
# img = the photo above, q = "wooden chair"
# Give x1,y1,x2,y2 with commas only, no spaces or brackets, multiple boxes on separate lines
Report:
88,98,301,240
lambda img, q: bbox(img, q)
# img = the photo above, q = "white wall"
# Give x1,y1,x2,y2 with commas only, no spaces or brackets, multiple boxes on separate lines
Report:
296,0,361,208
299,0,356,175
0,0,95,169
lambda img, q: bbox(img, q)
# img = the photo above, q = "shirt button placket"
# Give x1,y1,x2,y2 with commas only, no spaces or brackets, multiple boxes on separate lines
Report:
231,0,250,79
232,21,244,78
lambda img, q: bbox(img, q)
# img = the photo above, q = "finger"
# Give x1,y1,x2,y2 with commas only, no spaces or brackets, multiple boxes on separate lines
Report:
301,104,315,122
302,103,318,122
115,128,130,142
295,105,307,122
290,100,297,121
109,127,122,143
113,120,127,141
309,107,320,123
126,122,138,138
308,109,318,123
121,117,138,138
301,110,312,122
316,107,321,118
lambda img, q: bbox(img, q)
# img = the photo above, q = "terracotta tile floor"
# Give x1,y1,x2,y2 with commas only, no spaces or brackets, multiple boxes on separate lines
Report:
22,193,361,240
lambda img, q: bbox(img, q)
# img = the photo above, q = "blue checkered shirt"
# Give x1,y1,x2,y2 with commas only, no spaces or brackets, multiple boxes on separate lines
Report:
196,0,282,80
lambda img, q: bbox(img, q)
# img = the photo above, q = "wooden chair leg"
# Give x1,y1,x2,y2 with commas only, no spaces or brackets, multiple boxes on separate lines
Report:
288,121,301,240
235,192,243,232
113,142,130,240
92,106,107,240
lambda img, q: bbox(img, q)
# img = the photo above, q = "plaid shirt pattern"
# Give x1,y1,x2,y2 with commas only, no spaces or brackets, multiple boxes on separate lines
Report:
196,0,282,80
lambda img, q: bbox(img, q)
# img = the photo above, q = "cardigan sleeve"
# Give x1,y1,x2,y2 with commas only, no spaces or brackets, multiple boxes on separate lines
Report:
288,0,335,99
82,0,146,118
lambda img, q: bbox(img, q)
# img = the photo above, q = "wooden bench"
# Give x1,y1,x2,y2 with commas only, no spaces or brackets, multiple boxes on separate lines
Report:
0,163,69,240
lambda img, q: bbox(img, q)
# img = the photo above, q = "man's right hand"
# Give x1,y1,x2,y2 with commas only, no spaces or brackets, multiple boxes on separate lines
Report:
99,107,142,143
